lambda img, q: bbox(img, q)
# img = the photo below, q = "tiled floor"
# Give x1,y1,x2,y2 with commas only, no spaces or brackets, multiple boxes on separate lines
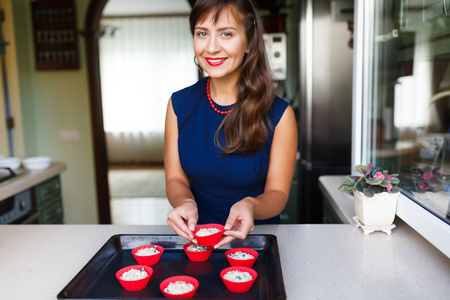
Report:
108,165,173,225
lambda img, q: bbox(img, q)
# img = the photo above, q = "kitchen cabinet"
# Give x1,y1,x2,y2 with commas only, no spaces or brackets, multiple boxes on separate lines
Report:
34,176,63,224
0,163,66,224
322,194,343,224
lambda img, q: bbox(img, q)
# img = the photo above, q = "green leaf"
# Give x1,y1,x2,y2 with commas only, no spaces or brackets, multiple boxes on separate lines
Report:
341,185,354,192
355,180,366,191
417,163,433,172
353,165,369,174
389,177,400,185
411,177,423,184
342,176,356,185
363,188,374,197
380,179,391,187
366,177,384,185
370,185,385,194
390,187,401,193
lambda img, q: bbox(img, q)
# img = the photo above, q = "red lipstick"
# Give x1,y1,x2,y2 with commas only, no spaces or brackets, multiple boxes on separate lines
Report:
205,57,227,66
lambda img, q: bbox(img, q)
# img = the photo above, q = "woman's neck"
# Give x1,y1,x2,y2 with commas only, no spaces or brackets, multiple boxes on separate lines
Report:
209,76,239,106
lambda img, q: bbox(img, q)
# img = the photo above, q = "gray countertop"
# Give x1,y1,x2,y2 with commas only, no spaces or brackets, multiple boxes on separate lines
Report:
0,224,449,299
0,162,66,201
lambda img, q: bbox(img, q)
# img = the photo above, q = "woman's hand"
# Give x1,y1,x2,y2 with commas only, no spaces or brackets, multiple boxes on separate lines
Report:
214,197,256,248
167,199,199,243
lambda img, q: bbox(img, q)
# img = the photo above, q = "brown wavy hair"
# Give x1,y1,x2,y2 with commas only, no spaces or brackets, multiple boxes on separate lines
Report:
190,0,276,154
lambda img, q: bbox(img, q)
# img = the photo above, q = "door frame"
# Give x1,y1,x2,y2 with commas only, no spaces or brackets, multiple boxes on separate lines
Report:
84,0,196,224
85,0,110,224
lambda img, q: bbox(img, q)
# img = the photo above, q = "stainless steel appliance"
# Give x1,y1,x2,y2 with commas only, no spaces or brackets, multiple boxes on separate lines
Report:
298,0,354,223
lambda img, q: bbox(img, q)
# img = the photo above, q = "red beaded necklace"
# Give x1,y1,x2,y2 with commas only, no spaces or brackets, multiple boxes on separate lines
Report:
206,77,233,115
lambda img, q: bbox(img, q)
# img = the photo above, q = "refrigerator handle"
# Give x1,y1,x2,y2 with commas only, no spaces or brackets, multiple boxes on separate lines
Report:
444,0,449,16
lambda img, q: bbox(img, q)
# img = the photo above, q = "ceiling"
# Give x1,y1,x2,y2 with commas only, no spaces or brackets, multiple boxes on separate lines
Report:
103,0,192,16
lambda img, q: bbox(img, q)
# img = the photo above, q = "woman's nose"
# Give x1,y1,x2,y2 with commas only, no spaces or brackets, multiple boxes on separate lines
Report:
207,36,220,53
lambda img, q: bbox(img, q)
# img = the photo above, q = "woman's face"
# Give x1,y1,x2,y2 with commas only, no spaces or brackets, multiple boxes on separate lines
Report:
193,7,248,81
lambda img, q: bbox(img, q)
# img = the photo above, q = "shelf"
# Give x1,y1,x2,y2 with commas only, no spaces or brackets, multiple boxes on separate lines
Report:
31,0,80,71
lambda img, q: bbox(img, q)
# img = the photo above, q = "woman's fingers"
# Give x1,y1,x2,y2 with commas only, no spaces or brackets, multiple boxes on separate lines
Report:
167,205,198,242
167,218,193,241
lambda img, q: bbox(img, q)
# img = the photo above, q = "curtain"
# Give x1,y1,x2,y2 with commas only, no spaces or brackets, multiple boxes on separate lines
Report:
99,16,197,163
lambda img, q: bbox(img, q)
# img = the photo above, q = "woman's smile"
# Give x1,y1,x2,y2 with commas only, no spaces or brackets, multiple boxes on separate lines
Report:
205,57,228,66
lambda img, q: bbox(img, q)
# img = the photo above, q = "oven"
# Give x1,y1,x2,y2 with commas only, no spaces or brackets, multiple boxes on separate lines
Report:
0,189,39,224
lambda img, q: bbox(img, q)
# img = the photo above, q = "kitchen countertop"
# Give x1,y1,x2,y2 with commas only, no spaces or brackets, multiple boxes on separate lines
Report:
319,175,450,258
0,162,66,201
0,224,449,299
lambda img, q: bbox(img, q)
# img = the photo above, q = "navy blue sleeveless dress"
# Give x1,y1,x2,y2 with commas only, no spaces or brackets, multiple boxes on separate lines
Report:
171,77,289,225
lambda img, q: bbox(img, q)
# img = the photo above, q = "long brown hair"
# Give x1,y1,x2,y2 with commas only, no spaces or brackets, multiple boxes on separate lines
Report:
190,0,276,154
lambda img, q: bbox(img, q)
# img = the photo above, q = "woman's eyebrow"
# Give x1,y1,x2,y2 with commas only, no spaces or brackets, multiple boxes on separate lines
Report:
217,26,237,31
194,26,237,31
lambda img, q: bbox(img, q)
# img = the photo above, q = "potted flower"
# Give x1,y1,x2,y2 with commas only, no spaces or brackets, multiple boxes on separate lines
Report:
339,164,401,229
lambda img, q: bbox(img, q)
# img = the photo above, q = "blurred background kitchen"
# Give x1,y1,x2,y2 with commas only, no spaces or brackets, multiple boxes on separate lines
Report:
0,0,449,228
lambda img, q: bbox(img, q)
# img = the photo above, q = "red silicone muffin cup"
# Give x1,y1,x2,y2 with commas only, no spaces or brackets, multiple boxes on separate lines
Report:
220,266,258,293
193,223,225,246
225,248,259,268
132,244,164,265
183,242,213,262
116,265,153,291
160,275,199,299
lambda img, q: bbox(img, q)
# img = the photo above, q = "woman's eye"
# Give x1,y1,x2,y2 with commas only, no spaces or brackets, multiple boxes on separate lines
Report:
222,32,232,37
196,31,207,37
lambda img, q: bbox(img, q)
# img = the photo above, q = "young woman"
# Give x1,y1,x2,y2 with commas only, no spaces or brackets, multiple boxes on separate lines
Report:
164,0,297,248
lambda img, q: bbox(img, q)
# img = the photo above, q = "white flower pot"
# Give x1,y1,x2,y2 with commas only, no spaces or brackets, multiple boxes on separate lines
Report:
353,191,400,226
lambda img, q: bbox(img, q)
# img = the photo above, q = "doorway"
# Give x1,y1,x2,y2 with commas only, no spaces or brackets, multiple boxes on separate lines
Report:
84,0,196,223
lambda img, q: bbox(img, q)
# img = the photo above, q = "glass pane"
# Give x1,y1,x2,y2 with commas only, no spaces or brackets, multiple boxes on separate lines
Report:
367,0,450,223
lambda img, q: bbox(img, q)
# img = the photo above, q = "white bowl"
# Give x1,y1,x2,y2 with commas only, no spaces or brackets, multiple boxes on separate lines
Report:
0,157,22,170
22,156,52,171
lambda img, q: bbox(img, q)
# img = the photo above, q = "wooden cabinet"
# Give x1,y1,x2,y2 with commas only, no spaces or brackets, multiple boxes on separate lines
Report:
34,176,63,224
30,0,80,70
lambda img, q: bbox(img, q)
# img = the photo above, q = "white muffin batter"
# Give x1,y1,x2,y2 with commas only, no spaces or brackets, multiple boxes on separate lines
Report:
120,268,148,281
196,228,220,237
164,281,195,295
187,244,210,252
135,246,160,256
228,251,254,260
223,270,253,282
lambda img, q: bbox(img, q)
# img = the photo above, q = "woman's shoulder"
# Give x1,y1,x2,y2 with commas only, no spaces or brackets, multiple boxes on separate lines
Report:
172,77,207,100
269,96,290,127
171,77,207,116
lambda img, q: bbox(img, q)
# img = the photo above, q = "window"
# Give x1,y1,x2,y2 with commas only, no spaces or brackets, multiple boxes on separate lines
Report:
354,0,450,224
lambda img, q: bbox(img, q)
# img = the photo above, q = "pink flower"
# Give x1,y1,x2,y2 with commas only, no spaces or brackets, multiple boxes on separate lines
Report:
423,171,434,180
374,172,386,179
418,181,430,191
386,182,393,192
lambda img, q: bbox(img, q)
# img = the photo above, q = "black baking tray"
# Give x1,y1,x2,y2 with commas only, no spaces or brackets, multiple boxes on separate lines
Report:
57,234,286,300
